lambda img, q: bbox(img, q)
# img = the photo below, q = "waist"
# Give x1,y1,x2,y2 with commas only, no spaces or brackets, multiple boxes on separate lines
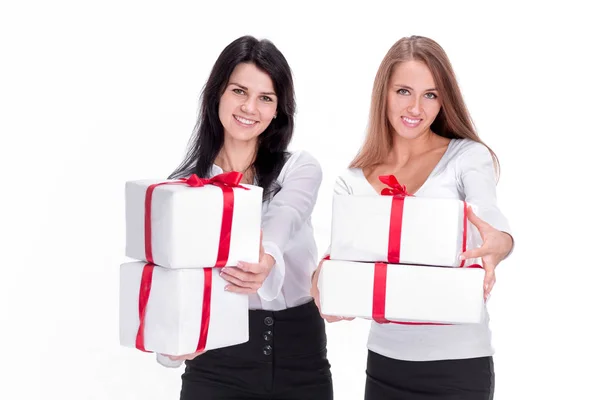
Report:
193,300,327,362
249,298,318,320
367,320,494,361
248,244,318,311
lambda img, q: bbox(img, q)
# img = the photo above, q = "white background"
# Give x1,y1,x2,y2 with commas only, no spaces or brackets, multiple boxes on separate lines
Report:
1,1,598,399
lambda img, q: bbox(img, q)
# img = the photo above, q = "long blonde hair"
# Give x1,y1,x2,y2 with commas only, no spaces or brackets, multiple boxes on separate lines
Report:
350,36,499,175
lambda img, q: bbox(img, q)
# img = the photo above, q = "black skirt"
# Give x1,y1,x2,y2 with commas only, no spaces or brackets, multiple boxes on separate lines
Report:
365,350,495,400
180,300,333,400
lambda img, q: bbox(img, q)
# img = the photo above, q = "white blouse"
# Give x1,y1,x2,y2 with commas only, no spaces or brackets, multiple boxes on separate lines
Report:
157,150,322,367
218,150,323,311
333,138,512,361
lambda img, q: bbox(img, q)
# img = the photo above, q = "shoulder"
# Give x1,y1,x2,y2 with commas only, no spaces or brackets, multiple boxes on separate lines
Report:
445,139,498,188
452,138,491,158
278,150,322,182
446,138,494,167
285,150,320,168
334,168,365,195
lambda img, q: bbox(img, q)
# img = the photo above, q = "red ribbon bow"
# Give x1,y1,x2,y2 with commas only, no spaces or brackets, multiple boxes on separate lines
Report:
379,175,413,197
182,171,245,188
376,175,412,264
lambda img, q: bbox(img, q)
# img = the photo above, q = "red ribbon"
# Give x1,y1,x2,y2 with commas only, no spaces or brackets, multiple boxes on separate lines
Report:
371,262,483,324
371,262,388,324
134,172,249,353
135,263,214,353
372,262,448,325
143,171,248,267
459,201,467,268
135,263,154,352
197,268,213,352
379,175,469,267
378,175,413,264
379,175,413,197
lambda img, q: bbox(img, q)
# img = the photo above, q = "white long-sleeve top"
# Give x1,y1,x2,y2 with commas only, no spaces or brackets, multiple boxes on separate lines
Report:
333,138,512,361
157,150,322,367
222,150,323,311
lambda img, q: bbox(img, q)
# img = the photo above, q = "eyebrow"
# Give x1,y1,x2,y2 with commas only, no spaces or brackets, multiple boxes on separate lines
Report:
393,84,438,92
230,82,277,96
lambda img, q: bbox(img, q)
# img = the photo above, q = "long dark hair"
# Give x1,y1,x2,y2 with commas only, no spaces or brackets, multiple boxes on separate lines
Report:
169,35,296,200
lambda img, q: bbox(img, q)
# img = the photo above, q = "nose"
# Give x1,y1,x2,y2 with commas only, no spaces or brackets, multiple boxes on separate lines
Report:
242,97,258,114
408,96,421,116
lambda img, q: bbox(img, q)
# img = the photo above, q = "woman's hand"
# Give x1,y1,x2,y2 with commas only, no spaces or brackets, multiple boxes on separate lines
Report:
163,350,205,361
220,232,276,294
311,258,355,323
460,207,514,300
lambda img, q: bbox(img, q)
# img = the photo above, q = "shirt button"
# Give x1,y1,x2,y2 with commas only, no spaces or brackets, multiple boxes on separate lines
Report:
263,330,273,341
264,316,274,326
262,345,273,356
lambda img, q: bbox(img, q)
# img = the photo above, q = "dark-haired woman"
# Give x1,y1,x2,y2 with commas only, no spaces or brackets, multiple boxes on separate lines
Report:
158,36,332,400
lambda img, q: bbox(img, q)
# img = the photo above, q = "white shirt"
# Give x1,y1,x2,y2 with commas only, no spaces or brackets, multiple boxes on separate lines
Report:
333,138,512,361
157,150,322,367
211,150,323,312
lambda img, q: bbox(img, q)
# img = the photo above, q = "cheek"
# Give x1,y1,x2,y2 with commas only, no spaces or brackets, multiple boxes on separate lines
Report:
220,92,241,110
259,103,278,120
387,96,408,117
217,102,226,124
386,93,396,113
218,95,228,116
218,96,237,126
425,101,441,119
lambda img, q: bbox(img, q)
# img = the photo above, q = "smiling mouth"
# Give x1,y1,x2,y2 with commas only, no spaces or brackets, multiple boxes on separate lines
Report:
402,116,422,124
234,115,258,126
401,116,424,128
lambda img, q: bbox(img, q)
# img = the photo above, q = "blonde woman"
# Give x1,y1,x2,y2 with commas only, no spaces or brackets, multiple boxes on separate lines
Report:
313,36,513,399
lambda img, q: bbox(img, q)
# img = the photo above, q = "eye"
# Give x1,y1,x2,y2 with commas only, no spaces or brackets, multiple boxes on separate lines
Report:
397,88,410,95
232,88,245,95
424,92,438,99
260,95,274,102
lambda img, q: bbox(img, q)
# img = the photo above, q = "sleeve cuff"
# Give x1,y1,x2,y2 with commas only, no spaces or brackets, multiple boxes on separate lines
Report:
156,353,183,368
502,232,515,259
258,241,285,301
482,214,514,261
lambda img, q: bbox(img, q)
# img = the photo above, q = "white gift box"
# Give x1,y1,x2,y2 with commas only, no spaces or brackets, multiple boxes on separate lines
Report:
318,260,485,324
126,178,263,269
330,195,482,267
120,262,249,355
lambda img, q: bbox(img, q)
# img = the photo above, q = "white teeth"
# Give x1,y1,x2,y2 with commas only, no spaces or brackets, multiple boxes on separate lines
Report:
403,117,420,124
234,115,256,125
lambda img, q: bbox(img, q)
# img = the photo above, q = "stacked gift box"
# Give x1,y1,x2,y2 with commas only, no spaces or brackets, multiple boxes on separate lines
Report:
119,172,262,356
318,175,486,325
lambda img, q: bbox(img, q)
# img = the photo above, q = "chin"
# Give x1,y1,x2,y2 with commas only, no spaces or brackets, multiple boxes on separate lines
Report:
228,129,262,143
394,129,423,140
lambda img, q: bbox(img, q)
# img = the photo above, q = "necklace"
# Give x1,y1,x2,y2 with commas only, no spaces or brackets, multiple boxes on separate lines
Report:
215,152,256,184
221,164,254,184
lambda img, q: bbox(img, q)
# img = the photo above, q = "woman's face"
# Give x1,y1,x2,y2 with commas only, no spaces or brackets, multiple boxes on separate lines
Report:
386,60,442,140
219,63,278,144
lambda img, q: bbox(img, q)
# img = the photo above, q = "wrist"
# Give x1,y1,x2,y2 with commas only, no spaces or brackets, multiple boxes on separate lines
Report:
264,254,276,269
501,232,514,258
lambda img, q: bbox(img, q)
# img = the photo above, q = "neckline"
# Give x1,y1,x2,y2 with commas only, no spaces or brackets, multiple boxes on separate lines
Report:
360,138,455,196
211,164,257,185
